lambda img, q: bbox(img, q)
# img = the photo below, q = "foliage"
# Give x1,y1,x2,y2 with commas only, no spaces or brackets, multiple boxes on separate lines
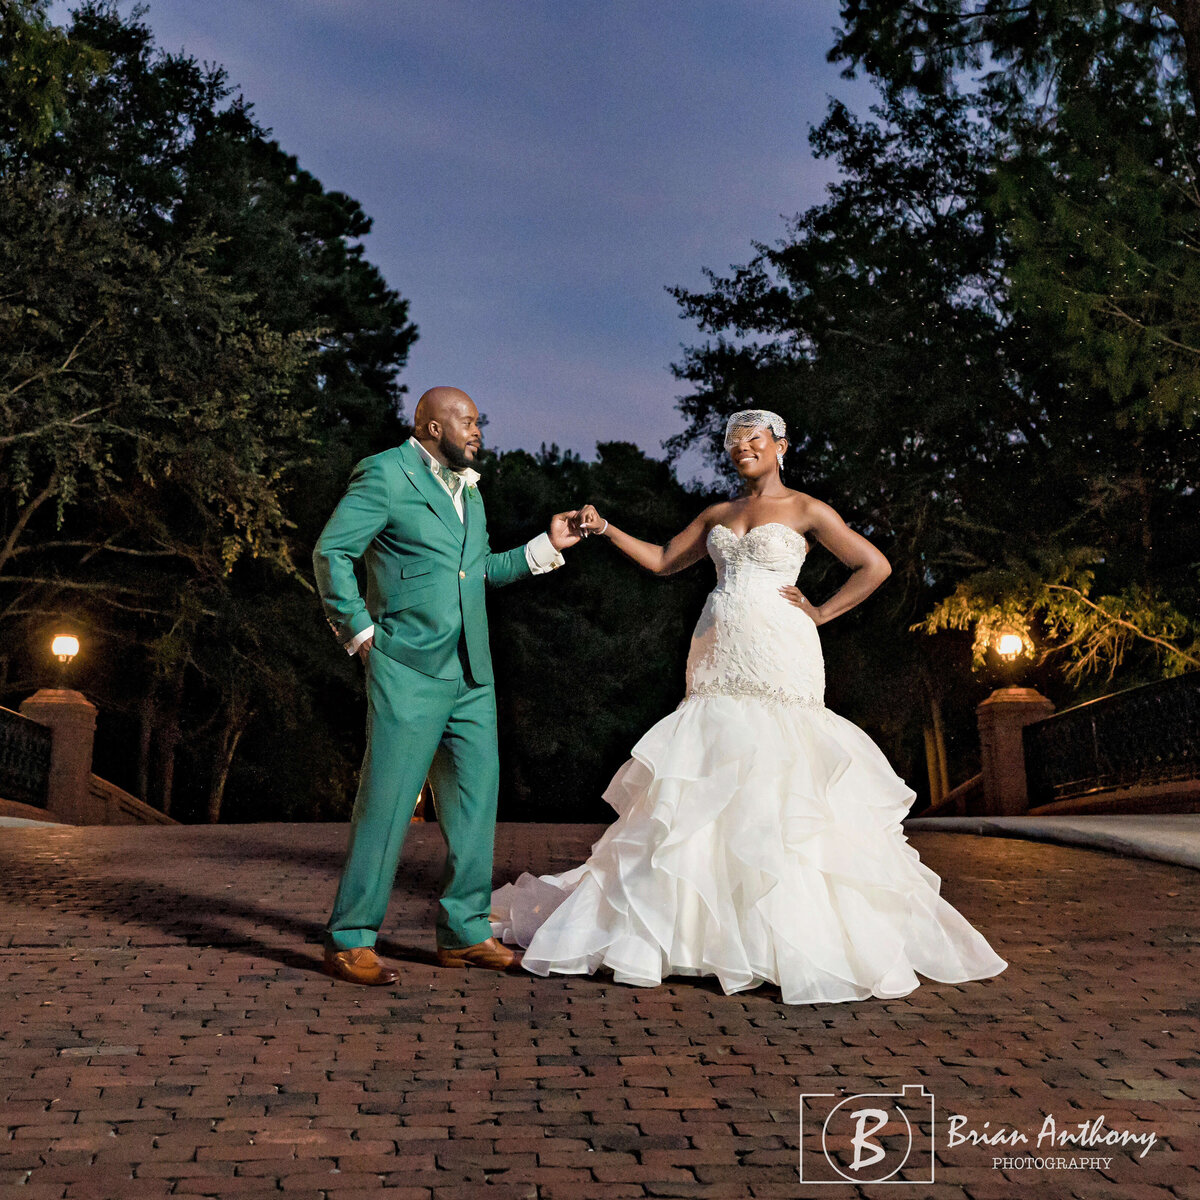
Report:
0,174,312,576
668,87,1031,585
0,0,416,821
37,1,418,448
830,1,1191,116
0,0,104,154
913,549,1200,683
995,46,1200,431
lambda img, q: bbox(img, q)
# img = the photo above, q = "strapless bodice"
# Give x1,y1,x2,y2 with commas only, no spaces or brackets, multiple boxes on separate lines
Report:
683,521,824,709
707,522,808,592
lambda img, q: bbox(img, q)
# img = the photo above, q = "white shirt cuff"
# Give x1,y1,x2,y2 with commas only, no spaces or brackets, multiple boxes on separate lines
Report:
345,625,374,655
525,531,565,574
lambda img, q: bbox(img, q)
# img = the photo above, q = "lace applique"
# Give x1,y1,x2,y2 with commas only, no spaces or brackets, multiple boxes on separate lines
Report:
707,521,807,562
683,520,826,709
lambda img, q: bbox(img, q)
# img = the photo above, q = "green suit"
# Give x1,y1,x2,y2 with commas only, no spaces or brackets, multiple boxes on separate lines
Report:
314,438,545,950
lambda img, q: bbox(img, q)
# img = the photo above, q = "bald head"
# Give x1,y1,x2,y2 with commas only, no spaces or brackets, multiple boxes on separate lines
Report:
412,386,482,470
413,387,473,434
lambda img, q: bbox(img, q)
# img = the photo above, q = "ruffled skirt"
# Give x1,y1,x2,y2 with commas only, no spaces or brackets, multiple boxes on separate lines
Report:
490,695,1007,1005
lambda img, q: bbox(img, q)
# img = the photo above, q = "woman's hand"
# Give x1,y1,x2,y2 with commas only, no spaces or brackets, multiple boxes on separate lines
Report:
779,585,823,624
575,504,608,537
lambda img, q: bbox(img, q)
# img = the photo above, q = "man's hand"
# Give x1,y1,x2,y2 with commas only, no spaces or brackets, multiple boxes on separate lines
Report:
549,510,582,551
355,635,375,664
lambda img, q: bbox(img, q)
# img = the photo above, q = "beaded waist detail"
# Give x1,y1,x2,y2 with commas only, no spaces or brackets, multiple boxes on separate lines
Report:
684,678,825,709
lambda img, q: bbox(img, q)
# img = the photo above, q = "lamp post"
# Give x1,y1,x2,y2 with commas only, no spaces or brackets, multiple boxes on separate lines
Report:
973,623,1054,816
20,632,98,823
51,633,80,688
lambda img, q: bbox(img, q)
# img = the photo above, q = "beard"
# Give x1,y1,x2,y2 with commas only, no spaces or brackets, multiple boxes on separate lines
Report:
439,435,476,471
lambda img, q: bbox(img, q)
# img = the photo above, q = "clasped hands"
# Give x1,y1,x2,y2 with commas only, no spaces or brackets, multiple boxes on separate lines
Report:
548,504,607,549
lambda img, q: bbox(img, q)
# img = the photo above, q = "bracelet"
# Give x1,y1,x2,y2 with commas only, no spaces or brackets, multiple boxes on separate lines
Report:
599,519,609,535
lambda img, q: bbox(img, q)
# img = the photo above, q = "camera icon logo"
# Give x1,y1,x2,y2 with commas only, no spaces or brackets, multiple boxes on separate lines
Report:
799,1084,936,1184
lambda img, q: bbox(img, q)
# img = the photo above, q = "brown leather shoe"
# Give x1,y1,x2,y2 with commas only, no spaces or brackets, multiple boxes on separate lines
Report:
436,936,519,972
322,945,399,986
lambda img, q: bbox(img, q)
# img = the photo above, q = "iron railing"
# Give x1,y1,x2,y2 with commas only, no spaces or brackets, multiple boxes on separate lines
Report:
1024,672,1200,805
0,705,52,809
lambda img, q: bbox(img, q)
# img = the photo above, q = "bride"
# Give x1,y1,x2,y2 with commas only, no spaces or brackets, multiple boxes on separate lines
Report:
490,409,1007,1004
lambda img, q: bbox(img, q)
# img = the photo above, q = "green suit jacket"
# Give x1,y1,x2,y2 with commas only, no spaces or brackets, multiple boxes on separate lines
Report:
313,440,532,683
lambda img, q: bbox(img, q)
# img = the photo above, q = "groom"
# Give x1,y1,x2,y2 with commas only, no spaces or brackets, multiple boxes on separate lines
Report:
313,386,581,985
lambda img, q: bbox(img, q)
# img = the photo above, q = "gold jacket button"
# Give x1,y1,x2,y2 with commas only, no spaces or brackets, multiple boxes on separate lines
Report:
459,570,466,579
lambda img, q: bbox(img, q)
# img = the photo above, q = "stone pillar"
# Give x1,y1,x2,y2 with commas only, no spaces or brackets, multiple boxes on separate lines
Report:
973,686,1056,816
20,689,99,824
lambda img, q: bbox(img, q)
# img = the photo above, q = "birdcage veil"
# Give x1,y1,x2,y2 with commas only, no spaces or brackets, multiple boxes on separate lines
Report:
724,409,787,472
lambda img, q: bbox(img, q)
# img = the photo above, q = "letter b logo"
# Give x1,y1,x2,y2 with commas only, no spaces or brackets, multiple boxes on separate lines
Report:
800,1085,936,1184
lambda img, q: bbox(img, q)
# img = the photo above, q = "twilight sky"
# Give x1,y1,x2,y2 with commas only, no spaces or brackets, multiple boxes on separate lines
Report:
54,1,875,475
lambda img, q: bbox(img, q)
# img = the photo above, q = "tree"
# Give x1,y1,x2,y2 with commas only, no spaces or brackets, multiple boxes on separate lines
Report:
0,0,104,159
32,2,418,454
831,0,1200,690
0,1,417,821
0,167,320,804
831,1,1199,120
832,2,1200,431
668,87,1031,573
666,7,1200,796
914,547,1200,683
0,174,312,588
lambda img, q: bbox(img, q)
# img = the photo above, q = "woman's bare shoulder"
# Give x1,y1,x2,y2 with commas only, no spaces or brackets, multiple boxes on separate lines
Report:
783,490,833,547
696,498,737,527
789,490,839,520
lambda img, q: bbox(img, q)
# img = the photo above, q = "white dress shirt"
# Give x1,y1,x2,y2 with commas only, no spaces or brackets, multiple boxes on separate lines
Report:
345,437,565,654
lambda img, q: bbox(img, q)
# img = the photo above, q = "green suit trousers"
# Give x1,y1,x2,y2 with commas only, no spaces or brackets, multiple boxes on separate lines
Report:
325,645,500,951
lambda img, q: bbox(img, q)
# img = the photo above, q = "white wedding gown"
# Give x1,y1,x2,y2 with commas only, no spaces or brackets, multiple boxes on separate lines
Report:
490,522,1007,1004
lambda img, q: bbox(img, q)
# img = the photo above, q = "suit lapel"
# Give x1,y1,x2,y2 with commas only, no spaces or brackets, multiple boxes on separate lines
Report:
396,440,465,540
464,482,484,553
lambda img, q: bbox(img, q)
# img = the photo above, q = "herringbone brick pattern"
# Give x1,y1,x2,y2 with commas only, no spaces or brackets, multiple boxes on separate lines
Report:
0,822,1195,1199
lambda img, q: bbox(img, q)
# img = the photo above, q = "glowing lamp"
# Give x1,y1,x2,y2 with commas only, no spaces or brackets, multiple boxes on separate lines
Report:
51,635,79,664
995,632,1025,661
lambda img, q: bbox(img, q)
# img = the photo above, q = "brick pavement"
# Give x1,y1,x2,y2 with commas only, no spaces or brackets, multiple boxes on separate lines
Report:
0,822,1196,1200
